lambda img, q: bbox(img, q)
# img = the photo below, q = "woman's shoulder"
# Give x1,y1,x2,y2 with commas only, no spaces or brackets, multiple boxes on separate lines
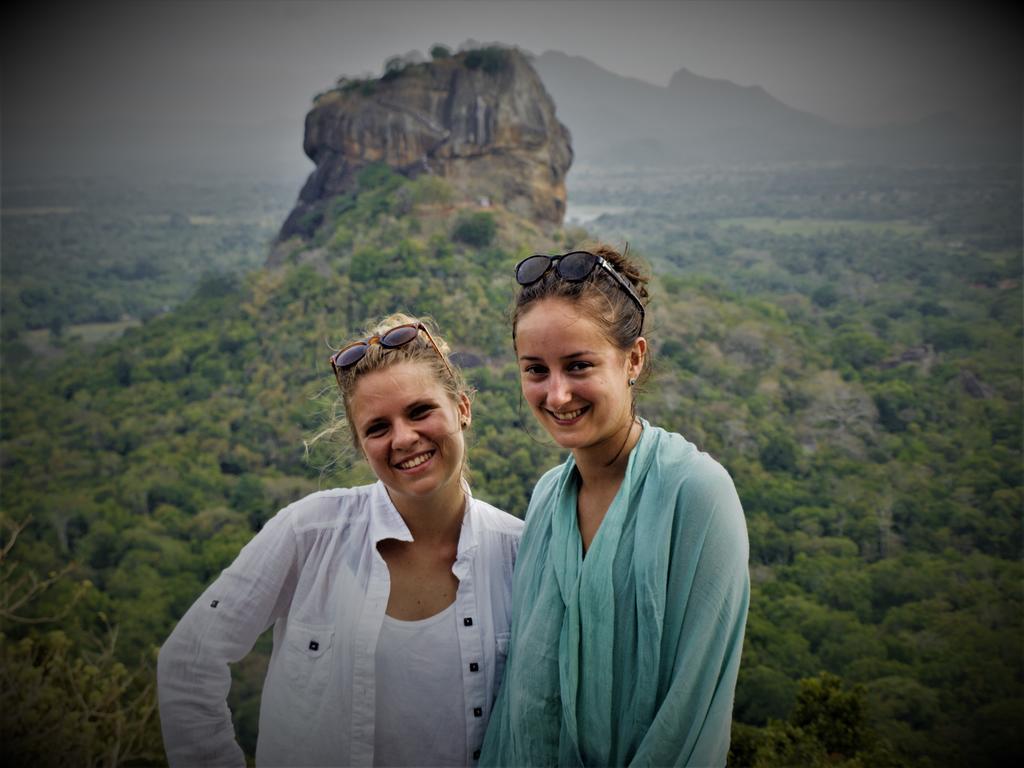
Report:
533,460,570,496
644,424,739,502
518,460,572,527
468,496,525,538
273,483,381,532
643,424,748,553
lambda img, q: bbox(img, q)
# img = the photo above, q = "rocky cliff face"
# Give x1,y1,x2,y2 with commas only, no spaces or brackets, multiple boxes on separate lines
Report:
278,47,572,241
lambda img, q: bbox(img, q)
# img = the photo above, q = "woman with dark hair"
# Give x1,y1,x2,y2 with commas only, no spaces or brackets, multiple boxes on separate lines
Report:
158,313,522,767
481,245,749,767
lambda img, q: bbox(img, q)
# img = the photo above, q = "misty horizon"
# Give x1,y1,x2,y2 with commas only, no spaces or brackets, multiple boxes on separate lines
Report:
2,2,1020,183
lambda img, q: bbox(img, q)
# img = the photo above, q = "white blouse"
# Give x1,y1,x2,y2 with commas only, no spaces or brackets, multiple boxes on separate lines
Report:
374,604,467,767
157,481,523,767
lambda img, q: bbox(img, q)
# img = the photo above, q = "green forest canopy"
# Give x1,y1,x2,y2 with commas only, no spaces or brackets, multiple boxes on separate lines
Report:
1,163,1021,766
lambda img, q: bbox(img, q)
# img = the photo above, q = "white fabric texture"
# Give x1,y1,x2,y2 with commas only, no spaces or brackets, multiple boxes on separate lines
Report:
374,604,467,767
157,481,522,767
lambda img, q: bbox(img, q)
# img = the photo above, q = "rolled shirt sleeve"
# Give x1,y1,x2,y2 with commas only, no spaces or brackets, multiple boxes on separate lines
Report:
157,509,299,768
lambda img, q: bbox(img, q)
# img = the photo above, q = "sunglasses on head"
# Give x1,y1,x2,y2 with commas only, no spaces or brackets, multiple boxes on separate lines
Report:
515,251,645,333
329,322,454,388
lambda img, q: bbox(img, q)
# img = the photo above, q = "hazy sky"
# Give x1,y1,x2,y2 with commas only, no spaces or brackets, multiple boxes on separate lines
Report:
3,0,1019,181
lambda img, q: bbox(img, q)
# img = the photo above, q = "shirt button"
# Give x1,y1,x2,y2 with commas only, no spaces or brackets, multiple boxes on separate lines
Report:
473,707,483,717
309,640,319,651
473,749,481,760
210,600,219,608
469,662,479,672
464,617,473,627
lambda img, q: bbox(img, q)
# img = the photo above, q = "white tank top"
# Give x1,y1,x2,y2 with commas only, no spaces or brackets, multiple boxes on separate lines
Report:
373,602,467,767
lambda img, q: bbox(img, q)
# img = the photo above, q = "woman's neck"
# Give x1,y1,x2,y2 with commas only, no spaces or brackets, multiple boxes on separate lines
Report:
390,482,466,546
572,417,641,491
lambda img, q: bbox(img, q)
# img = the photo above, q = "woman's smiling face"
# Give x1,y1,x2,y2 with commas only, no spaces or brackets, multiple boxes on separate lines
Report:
349,360,469,510
515,297,643,457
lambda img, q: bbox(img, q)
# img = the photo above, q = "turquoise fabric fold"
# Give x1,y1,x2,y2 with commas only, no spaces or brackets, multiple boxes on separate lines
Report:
481,422,749,767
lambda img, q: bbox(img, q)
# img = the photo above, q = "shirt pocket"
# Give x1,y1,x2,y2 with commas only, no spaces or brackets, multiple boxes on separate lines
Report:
283,621,336,698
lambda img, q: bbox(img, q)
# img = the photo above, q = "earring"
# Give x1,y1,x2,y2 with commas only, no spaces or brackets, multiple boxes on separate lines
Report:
628,378,637,387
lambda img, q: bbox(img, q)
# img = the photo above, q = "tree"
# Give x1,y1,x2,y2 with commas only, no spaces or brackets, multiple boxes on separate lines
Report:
0,516,163,766
452,212,497,247
729,672,907,768
1,629,162,767
382,55,405,80
463,47,507,74
791,672,867,757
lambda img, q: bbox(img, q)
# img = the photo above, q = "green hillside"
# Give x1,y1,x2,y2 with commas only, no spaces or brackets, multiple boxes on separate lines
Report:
2,163,1021,766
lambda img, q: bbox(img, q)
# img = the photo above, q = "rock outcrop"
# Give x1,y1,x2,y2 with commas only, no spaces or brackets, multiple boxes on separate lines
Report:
278,47,572,241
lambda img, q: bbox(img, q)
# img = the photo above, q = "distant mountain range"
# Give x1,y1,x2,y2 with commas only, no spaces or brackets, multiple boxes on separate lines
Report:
4,46,1016,184
532,50,1020,168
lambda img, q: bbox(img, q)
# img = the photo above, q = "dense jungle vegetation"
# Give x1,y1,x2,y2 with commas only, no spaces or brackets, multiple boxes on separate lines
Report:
1,178,295,339
1,162,1021,766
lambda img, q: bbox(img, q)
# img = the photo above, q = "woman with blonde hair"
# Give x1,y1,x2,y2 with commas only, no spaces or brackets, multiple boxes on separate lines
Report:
159,313,523,767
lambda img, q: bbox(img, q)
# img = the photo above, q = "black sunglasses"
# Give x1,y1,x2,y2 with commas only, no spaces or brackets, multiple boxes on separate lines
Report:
329,322,454,388
515,251,645,332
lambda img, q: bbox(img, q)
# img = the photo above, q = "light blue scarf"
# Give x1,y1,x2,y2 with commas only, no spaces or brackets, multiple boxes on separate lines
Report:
481,422,749,767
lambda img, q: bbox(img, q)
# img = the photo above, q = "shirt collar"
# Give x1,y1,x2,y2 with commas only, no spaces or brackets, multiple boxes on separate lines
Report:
457,479,480,540
368,480,481,563
369,481,415,545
